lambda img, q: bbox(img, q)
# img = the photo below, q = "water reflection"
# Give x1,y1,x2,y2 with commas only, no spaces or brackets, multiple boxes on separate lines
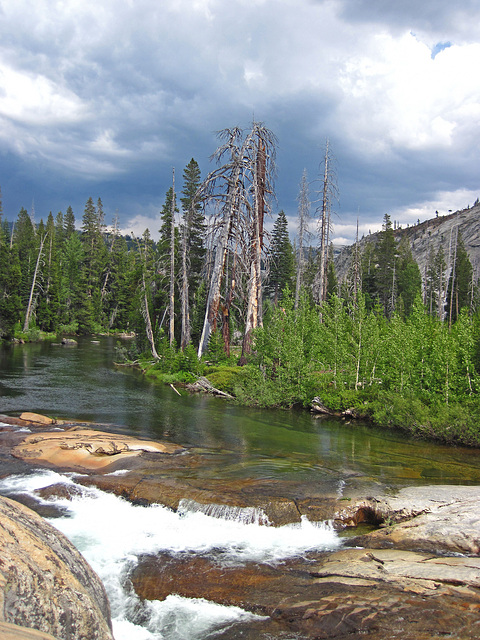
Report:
1,336,480,489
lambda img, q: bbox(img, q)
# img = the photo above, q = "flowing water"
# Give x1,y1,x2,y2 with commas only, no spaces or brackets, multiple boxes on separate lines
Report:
1,337,480,638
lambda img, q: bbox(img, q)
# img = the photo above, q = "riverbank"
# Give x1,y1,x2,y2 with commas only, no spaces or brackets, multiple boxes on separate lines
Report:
136,354,480,448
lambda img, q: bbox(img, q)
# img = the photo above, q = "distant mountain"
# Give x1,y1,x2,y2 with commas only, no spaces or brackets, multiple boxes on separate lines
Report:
334,203,480,284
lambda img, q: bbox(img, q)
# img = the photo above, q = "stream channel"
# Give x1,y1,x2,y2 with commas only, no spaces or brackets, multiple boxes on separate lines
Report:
1,336,480,639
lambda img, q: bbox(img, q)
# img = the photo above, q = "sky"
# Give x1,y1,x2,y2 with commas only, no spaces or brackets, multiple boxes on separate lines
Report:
1,0,479,245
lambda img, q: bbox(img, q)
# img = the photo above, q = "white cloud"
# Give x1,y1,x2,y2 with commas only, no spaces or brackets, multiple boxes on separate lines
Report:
0,0,479,241
337,33,480,153
0,64,85,126
120,214,161,241
391,189,480,226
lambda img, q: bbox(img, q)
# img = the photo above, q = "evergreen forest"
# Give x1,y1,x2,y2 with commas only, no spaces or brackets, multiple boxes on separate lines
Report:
2,125,480,447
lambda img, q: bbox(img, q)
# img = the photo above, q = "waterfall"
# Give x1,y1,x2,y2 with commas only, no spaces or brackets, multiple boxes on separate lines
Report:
177,498,270,525
0,471,341,639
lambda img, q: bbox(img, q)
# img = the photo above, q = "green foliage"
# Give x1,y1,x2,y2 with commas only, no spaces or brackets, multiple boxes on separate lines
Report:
267,210,295,302
3,193,480,447
206,329,231,364
57,321,79,335
204,366,248,395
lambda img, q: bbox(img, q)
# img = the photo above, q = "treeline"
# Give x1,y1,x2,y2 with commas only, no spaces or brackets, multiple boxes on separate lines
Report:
2,122,480,445
0,158,208,343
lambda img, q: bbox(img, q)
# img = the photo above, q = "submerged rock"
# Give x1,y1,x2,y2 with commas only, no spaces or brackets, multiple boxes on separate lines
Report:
0,495,113,640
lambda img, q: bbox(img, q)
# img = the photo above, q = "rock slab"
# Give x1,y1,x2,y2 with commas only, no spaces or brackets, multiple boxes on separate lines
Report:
0,495,113,640
12,427,184,471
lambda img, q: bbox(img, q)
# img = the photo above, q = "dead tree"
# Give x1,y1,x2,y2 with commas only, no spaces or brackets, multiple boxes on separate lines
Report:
241,125,276,360
313,139,338,304
295,169,311,309
169,169,176,346
23,232,48,331
197,126,245,357
134,233,160,360
197,122,277,358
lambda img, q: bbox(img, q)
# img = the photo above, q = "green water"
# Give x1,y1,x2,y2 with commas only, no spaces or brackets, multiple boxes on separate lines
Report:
1,336,480,490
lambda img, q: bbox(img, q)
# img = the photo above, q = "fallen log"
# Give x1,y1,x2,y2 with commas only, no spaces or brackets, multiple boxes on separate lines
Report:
187,376,234,400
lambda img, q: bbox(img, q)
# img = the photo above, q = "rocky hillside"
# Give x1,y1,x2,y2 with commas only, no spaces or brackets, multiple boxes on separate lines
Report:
334,203,480,284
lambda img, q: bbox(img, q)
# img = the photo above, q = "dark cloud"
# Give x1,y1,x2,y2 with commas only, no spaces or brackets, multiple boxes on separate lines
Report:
0,0,479,243
336,0,480,39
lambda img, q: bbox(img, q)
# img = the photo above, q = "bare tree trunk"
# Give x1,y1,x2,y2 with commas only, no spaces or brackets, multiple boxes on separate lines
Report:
353,217,360,304
23,232,48,331
322,207,331,301
241,140,266,359
180,220,190,350
315,140,329,303
169,168,176,346
101,212,118,302
197,154,243,357
313,140,337,304
449,227,458,329
142,272,160,360
295,169,309,309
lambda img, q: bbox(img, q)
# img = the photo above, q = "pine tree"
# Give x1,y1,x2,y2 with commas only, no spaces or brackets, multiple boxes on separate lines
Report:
61,232,85,328
158,185,180,344
14,208,37,310
64,206,76,238
375,214,397,317
396,237,422,316
0,216,22,338
267,210,295,304
81,197,107,330
180,159,206,292
179,158,206,349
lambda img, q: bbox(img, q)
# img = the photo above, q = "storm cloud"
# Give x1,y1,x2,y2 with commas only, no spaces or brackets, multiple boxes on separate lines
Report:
0,0,479,244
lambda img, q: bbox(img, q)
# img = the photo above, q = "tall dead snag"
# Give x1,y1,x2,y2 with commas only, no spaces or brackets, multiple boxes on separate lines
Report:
180,212,190,350
197,122,277,358
169,169,176,346
295,169,311,309
313,139,338,304
23,232,48,331
197,126,244,357
241,127,274,361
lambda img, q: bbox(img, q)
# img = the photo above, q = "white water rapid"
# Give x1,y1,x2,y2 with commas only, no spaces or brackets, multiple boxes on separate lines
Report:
0,470,342,639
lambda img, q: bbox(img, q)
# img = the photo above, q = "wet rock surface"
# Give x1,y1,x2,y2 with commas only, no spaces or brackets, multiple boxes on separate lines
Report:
129,548,480,639
347,485,480,555
3,413,480,639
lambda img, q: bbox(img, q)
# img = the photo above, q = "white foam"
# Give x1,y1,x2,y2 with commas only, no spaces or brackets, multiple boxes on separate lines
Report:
0,471,340,639
0,470,76,495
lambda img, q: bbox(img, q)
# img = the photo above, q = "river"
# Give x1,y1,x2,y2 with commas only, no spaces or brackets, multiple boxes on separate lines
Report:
1,336,480,639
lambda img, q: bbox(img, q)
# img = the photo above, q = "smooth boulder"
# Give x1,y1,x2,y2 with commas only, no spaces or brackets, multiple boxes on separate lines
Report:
0,495,113,640
12,427,184,471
